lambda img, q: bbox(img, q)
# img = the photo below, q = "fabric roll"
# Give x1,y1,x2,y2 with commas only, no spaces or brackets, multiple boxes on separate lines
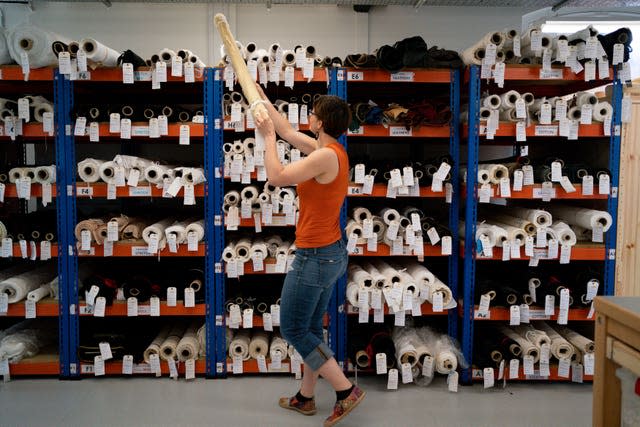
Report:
270,333,288,361
7,24,72,68
222,244,236,262
500,90,521,109
489,225,509,247
380,208,400,225
499,108,519,122
459,222,497,247
144,325,171,363
234,238,252,262
348,264,375,289
75,218,106,243
33,99,54,122
514,325,551,348
33,165,56,184
179,167,206,185
160,323,187,361
145,164,175,185
406,263,436,295
498,325,540,363
197,324,206,358
229,330,251,360
548,206,612,232
371,260,401,287
346,220,365,244
142,218,175,249
490,214,536,236
552,325,595,354
185,219,205,242
78,158,106,183
436,348,458,374
80,38,119,67
165,219,191,244
122,220,149,240
224,190,241,206
426,279,453,306
351,207,372,224
177,321,201,361
593,102,613,122
395,339,418,367
157,48,176,64
415,344,433,369
98,161,119,184
550,221,577,246
346,281,359,307
508,208,553,228
0,320,57,363
26,284,51,302
8,167,27,183
248,331,270,360
0,32,12,65
532,321,575,361
0,265,57,304
575,92,598,107
241,185,259,203
361,262,389,289
479,164,510,184
491,223,526,246
368,217,386,243
482,95,502,110
249,241,269,260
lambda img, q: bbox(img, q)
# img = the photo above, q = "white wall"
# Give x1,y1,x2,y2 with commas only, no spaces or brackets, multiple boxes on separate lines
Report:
2,2,536,65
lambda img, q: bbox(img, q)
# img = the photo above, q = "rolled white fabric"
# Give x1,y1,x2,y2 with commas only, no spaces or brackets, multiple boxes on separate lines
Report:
479,164,509,184
265,236,283,257
361,262,389,289
346,281,359,306
165,220,190,244
269,333,288,361
498,325,540,363
142,218,175,249
436,348,458,374
371,216,386,242
499,108,519,122
514,325,551,348
278,187,296,203
234,238,252,262
7,24,72,68
380,208,400,225
0,32,12,65
552,325,595,354
575,91,598,107
482,94,502,110
145,164,175,184
249,241,269,260
177,322,201,361
371,260,402,287
491,222,526,246
160,323,187,361
459,222,497,247
593,102,613,122
426,279,453,307
185,219,205,243
490,214,536,236
500,90,521,109
229,330,251,360
550,221,577,246
32,99,54,122
351,207,372,224
78,158,106,183
222,243,236,262
26,284,51,302
8,167,27,183
98,161,119,184
348,264,374,289
188,53,206,69
80,38,119,67
0,265,56,304
345,220,365,244
508,207,553,228
406,263,436,289
249,331,270,360
157,48,176,64
33,165,56,184
241,185,259,203
567,25,598,42
144,325,171,363
567,106,582,121
548,206,612,232
0,221,6,240
224,190,241,206
180,167,206,185
197,324,206,358
489,225,509,247
532,321,575,361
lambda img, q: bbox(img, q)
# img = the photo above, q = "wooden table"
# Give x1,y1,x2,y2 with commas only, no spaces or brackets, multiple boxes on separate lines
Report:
593,296,640,427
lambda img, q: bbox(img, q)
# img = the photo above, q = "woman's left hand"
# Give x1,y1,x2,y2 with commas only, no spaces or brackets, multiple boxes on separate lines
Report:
255,113,276,138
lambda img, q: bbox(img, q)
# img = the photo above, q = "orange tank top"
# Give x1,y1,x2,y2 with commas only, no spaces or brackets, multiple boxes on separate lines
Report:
295,142,349,248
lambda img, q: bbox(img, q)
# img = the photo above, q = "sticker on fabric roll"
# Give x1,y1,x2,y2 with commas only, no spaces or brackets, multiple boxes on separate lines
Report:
94,297,106,317
572,363,583,383
387,369,399,390
447,371,458,392
271,304,280,326
401,362,413,384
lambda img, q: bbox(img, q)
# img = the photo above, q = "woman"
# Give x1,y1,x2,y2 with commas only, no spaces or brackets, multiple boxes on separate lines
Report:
254,86,365,427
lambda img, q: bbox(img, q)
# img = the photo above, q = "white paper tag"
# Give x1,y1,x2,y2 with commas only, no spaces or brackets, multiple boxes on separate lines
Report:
510,305,520,325
121,355,133,375
94,356,105,376
166,287,177,307
448,372,459,392
99,342,113,361
127,297,138,317
483,367,495,388
184,288,195,308
271,304,280,326
509,359,520,379
376,353,388,375
584,353,595,376
387,369,399,390
94,297,106,317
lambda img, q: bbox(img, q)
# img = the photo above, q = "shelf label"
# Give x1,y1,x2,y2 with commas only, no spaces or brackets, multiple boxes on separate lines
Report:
539,68,563,79
390,71,414,82
347,71,364,81
131,246,153,256
128,186,152,197
389,126,412,137
534,125,558,136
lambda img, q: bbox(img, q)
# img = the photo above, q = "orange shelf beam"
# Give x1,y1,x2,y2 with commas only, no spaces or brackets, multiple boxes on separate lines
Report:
9,354,60,376
0,123,53,139
463,243,606,261
80,359,207,375
471,365,592,382
5,299,59,317
226,215,294,228
80,67,205,82
345,68,451,83
75,182,205,198
226,313,328,328
226,358,292,374
464,64,612,83
464,122,607,138
79,301,205,316
349,243,449,257
1,66,54,81
470,306,592,321
348,124,450,138
346,302,448,316
10,243,58,258
462,184,608,200
78,242,205,257
72,123,204,139
347,183,447,198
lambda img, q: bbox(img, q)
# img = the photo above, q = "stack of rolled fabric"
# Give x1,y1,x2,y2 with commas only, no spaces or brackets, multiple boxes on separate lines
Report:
0,319,58,363
349,97,452,130
0,96,53,123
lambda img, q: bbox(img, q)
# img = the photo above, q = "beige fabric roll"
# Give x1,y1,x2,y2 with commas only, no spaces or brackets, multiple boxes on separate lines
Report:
177,321,201,361
490,214,536,236
144,325,172,363
532,321,575,361
551,221,577,246
509,208,553,228
346,219,366,244
159,323,187,361
361,262,389,289
371,216,386,242
75,218,106,243
436,349,458,374
185,219,205,242
197,324,206,358
498,325,540,363
234,238,252,262
122,220,149,240
143,218,175,249
426,279,453,307
248,331,270,360
269,333,288,360
552,325,595,354
351,207,372,224
229,329,251,360
514,325,551,348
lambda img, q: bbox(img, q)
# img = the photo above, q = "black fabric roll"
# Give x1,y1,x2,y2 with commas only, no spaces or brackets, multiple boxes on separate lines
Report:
183,268,205,303
474,334,503,368
497,285,521,306
117,49,148,69
367,330,396,369
84,274,120,305
348,331,371,369
376,45,404,73
123,275,161,302
51,41,69,58
598,27,633,63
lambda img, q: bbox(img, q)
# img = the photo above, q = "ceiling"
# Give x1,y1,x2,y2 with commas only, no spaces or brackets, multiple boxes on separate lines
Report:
18,0,640,5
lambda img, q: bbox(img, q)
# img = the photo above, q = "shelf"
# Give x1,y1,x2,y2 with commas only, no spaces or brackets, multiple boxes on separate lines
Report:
226,358,291,374
229,259,286,275
471,365,592,382
74,122,204,139
0,123,52,139
75,182,205,198
8,354,60,376
79,301,205,316
226,313,328,328
10,243,58,258
349,243,449,257
4,299,59,317
464,64,612,84
3,184,57,199
467,243,605,261
76,67,205,82
0,66,54,81
78,241,205,257
348,124,450,138
226,215,294,228
464,122,608,138
462,184,608,200
470,306,593,321
223,119,310,133
347,183,447,198
80,359,207,376
346,302,447,316
345,68,451,83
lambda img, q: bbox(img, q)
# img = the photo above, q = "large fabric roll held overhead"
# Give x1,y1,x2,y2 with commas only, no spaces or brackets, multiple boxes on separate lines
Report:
7,24,72,68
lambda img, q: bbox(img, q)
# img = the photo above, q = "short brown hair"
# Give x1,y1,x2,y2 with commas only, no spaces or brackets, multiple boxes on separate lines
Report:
312,95,351,139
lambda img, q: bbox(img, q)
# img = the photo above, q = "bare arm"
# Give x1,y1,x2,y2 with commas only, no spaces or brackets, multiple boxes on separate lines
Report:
256,83,318,155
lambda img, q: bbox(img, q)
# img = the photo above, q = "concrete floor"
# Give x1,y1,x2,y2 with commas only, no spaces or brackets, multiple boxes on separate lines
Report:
0,376,592,427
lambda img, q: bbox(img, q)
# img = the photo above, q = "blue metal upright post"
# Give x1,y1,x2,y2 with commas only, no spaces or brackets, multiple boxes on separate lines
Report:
328,67,348,367
205,68,226,378
604,69,624,296
461,65,481,384
447,68,461,339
